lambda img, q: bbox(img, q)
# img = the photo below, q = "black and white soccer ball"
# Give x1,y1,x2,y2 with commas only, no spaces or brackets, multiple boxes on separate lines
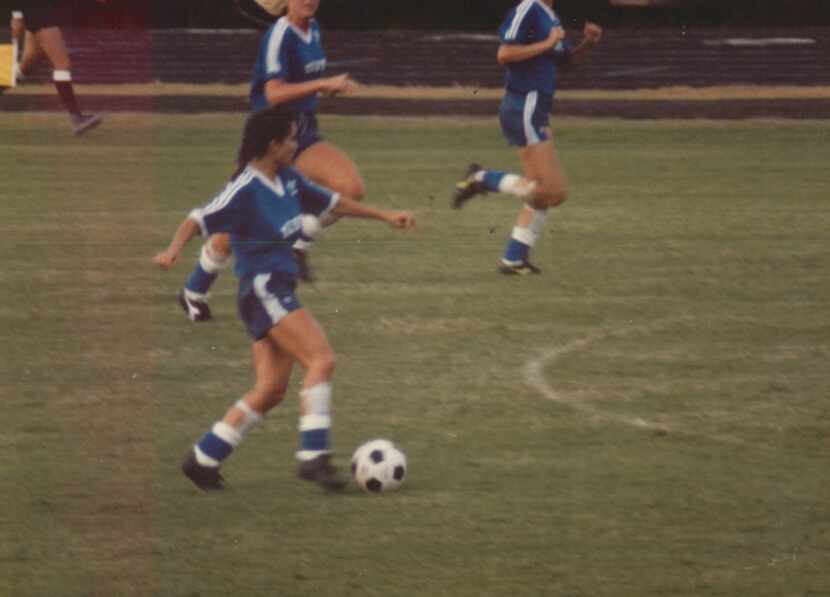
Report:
351,439,407,493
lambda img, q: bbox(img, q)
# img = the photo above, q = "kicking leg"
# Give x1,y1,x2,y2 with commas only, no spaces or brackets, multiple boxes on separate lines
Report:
36,27,101,134
182,338,293,491
179,234,232,322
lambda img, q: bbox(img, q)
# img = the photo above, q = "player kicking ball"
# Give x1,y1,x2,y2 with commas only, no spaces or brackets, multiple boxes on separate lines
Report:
153,106,416,492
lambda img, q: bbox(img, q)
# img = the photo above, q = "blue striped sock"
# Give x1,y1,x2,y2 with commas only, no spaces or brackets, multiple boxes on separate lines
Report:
482,170,508,193
503,237,530,264
195,423,241,465
186,264,218,295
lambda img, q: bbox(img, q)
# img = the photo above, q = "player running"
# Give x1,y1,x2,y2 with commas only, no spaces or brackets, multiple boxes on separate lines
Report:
178,0,362,321
154,106,415,491
452,0,602,275
8,1,105,135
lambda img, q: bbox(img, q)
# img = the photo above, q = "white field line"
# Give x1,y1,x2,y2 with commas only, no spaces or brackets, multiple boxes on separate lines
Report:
524,321,746,445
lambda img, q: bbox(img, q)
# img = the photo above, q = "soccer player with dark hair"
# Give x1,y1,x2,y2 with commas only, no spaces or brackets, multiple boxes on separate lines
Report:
9,1,106,135
178,0,362,321
153,106,415,491
452,0,602,275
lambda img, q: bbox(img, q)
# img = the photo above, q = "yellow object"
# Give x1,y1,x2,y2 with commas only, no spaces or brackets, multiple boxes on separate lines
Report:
254,0,287,16
0,40,18,88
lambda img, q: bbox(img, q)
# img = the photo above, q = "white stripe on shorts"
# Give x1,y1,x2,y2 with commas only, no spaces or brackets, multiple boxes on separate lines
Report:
523,91,540,145
254,273,288,325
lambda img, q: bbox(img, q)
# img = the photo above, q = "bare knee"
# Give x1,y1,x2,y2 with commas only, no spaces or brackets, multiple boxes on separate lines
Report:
208,234,232,257
344,179,366,202
533,185,568,209
309,349,336,379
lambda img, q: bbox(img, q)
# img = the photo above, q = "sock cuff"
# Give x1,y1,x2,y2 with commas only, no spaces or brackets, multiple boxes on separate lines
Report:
212,422,242,448
301,383,332,415
512,226,536,246
200,242,232,273
234,399,264,435
299,413,332,431
53,70,72,82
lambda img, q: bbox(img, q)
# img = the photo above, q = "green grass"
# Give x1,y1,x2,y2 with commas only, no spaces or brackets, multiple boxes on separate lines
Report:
1,112,828,597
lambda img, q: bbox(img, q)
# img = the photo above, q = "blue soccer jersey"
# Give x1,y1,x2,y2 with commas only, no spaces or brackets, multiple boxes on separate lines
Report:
250,16,327,112
189,166,339,279
499,0,570,98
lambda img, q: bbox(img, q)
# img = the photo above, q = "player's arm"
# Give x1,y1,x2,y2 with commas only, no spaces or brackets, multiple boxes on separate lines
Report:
561,22,602,68
497,27,565,66
332,195,416,229
264,74,358,106
153,216,201,269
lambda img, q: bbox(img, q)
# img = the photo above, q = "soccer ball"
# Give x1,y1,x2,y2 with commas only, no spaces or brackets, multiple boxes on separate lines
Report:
351,439,407,493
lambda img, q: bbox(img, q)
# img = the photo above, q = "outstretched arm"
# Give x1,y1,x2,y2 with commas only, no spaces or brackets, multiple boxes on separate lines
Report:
333,195,416,229
153,216,201,269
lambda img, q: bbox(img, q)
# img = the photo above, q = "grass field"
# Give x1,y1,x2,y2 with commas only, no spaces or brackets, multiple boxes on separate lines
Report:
1,113,828,597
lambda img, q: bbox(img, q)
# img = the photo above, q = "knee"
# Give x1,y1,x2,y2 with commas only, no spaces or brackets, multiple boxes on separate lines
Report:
343,179,365,202
310,349,336,378
209,234,232,256
533,184,568,209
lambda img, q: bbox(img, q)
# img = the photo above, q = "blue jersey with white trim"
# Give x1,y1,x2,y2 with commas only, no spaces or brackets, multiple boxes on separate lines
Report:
499,0,569,98
250,16,327,112
190,166,338,279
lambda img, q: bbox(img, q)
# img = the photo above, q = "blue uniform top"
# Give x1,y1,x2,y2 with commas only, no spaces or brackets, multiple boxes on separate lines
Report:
190,165,338,279
499,0,570,98
250,16,327,112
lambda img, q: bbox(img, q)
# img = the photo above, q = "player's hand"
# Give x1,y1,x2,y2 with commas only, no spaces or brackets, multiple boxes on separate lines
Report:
152,251,178,269
321,74,359,96
547,26,566,49
384,211,416,230
584,22,603,45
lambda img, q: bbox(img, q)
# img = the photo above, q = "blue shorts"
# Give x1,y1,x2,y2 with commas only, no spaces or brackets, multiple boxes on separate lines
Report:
499,90,553,147
295,111,323,158
237,272,302,340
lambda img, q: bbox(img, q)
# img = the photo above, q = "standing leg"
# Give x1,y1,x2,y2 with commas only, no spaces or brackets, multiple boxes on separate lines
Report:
290,141,366,281
499,136,568,274
35,26,101,135
265,309,346,491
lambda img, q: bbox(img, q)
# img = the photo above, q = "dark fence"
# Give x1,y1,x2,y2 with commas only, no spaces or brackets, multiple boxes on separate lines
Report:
12,27,830,89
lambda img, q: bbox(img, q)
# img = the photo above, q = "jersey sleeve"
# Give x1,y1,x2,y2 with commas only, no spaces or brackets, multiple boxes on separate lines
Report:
188,183,250,237
500,4,559,45
263,21,292,82
294,174,339,218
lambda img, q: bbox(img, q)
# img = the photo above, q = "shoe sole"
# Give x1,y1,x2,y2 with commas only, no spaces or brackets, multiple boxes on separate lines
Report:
73,116,102,136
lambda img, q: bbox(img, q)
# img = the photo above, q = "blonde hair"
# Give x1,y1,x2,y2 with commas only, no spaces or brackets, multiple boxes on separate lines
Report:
253,0,288,16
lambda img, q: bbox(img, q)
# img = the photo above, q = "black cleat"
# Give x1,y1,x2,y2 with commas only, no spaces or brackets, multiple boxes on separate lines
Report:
297,454,348,492
72,113,103,136
499,260,542,276
182,450,225,491
293,248,314,283
177,290,213,322
452,163,488,209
